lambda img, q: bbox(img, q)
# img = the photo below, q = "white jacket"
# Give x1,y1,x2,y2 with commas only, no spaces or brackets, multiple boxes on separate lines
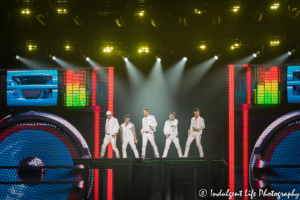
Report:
189,116,205,134
163,119,178,139
105,116,119,135
141,115,157,132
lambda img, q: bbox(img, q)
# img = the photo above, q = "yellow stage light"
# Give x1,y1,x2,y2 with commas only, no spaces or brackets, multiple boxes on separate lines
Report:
194,9,202,14
271,3,279,9
232,6,240,12
103,47,113,52
28,45,37,51
270,41,280,46
139,11,144,16
138,47,149,53
57,9,68,14
21,9,30,14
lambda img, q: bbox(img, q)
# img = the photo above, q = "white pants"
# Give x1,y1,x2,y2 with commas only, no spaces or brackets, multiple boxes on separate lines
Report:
184,131,204,157
142,133,159,157
122,140,139,158
100,135,120,158
162,136,183,158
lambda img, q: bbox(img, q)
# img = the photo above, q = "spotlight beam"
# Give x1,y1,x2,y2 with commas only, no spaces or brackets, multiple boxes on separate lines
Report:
165,59,186,97
55,58,80,69
264,53,290,65
18,57,53,69
124,60,145,92
181,57,216,95
132,61,172,117
232,55,255,64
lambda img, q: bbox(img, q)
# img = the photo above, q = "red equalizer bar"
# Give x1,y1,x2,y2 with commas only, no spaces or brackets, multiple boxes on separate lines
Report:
92,71,100,200
228,64,235,199
107,67,114,200
243,64,251,199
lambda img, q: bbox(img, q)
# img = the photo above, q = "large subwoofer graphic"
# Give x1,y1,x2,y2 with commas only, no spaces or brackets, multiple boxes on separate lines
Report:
250,110,300,199
0,111,93,200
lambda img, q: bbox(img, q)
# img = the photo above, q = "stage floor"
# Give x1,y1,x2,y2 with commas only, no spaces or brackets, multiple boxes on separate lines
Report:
74,157,227,200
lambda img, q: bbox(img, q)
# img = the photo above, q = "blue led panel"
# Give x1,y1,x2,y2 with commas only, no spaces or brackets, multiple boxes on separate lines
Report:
7,70,58,106
287,66,300,103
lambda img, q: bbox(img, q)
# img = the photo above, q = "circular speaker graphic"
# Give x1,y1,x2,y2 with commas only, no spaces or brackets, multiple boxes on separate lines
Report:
250,110,300,199
0,111,93,200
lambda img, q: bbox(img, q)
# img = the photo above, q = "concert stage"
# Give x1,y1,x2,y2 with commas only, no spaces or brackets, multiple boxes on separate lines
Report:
75,157,227,200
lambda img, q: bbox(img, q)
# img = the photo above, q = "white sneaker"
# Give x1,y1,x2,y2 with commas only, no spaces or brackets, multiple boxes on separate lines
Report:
116,156,120,158
141,155,146,158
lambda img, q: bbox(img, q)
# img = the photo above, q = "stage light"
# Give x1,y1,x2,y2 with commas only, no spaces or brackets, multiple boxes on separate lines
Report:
183,57,187,61
253,51,262,57
197,45,206,50
194,9,202,14
288,48,297,55
47,53,56,60
214,55,219,60
253,45,264,58
57,9,68,14
103,47,113,52
231,43,241,49
74,14,84,26
65,46,70,50
28,45,37,51
124,57,128,62
231,6,240,12
155,55,161,61
150,18,160,27
115,16,125,27
271,3,279,9
138,47,149,53
270,41,280,46
287,43,298,56
16,55,19,59
137,11,144,16
21,9,30,14
81,53,90,62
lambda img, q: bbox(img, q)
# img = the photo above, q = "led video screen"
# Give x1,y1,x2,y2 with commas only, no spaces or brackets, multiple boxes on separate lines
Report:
0,67,114,200
228,65,300,196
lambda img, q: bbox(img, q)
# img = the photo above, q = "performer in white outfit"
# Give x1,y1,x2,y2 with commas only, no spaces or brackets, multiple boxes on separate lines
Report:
100,111,121,158
140,108,160,158
162,112,183,158
183,108,205,157
120,115,139,158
